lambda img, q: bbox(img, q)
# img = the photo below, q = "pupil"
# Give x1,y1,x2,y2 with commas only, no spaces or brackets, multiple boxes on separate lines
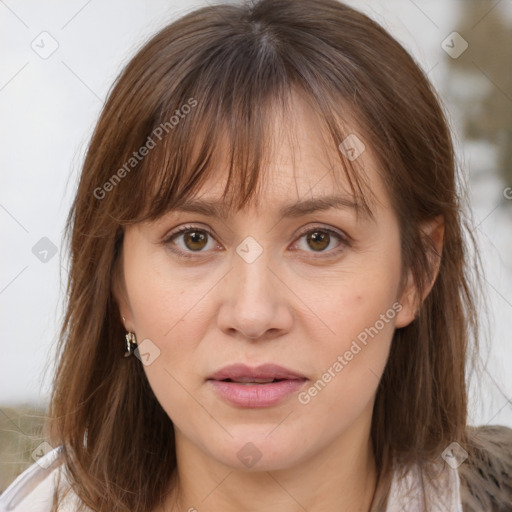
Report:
308,231,329,251
185,231,207,251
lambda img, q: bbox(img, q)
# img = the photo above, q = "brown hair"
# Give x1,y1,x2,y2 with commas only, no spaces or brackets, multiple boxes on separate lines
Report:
45,0,484,510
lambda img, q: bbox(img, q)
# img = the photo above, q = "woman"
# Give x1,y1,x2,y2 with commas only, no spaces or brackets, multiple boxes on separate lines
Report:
1,0,511,511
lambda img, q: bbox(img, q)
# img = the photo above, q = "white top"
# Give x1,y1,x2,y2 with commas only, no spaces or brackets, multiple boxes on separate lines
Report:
386,458,464,512
0,446,463,512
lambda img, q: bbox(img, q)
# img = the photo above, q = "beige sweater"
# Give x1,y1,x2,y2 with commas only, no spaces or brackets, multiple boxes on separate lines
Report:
1,425,511,512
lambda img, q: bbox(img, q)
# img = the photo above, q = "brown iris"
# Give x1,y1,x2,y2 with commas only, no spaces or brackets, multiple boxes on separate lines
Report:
307,231,330,251
184,230,208,251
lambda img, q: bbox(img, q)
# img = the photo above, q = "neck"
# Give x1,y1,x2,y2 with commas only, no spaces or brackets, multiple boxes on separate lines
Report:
160,415,379,512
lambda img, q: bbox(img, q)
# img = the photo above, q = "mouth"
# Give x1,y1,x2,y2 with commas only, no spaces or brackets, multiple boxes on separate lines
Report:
207,363,307,382
216,377,290,384
207,363,308,407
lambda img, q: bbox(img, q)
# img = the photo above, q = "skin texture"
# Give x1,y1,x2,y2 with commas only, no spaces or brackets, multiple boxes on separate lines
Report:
116,94,444,512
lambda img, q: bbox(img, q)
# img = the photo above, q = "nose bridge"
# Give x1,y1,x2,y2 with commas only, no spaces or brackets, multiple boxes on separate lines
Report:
217,235,288,340
234,238,274,314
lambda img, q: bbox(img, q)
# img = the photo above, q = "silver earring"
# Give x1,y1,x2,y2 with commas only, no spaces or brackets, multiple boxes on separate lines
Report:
124,332,138,357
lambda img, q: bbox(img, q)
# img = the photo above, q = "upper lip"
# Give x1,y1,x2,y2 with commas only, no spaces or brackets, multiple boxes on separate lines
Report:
208,363,307,382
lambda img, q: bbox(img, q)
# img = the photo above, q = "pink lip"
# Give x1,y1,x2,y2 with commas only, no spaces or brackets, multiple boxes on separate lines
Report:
208,363,307,381
207,363,308,408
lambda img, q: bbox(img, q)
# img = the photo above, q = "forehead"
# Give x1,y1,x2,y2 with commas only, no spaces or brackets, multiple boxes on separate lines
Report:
175,93,387,221
141,87,391,226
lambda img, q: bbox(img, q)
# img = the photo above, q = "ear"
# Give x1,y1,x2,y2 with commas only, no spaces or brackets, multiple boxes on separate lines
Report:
395,215,444,329
111,248,136,332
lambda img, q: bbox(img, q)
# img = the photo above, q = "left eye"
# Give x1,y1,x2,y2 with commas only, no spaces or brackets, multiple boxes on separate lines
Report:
163,225,348,259
293,228,347,255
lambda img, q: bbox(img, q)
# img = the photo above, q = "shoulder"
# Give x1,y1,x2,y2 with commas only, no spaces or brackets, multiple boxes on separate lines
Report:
385,455,464,511
385,424,512,512
0,445,87,512
459,424,512,512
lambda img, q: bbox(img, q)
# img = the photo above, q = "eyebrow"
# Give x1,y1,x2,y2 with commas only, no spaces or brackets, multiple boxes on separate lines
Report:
171,194,374,221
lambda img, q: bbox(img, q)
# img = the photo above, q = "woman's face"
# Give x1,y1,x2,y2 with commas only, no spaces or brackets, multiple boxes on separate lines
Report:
117,97,420,472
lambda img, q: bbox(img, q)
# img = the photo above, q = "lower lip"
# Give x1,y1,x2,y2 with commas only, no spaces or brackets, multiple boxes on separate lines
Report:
208,379,307,407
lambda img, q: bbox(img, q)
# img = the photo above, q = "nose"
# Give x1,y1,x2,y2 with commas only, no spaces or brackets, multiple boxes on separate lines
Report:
216,247,293,341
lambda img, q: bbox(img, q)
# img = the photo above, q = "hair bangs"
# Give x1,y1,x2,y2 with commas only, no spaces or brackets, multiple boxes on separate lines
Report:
116,15,375,226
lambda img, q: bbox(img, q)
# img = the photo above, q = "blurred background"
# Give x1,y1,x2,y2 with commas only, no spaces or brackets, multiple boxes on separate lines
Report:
1,0,511,492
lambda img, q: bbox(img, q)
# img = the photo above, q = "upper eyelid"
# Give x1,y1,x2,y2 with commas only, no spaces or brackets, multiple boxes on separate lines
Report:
165,222,346,239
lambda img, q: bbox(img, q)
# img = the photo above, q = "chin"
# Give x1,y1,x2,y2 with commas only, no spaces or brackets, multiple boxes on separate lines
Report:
204,430,309,472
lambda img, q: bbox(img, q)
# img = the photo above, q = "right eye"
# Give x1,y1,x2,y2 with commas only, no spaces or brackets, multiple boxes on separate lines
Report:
162,225,222,259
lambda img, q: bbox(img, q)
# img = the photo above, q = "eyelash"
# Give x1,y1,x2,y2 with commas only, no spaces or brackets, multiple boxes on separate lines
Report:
162,224,350,260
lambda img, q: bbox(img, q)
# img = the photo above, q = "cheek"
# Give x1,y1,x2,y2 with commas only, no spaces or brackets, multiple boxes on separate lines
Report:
294,296,398,442
122,245,231,398
299,245,402,407
122,252,214,429
124,247,210,343
312,250,402,351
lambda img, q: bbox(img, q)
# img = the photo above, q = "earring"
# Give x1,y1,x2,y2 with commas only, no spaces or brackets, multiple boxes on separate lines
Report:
124,332,138,358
